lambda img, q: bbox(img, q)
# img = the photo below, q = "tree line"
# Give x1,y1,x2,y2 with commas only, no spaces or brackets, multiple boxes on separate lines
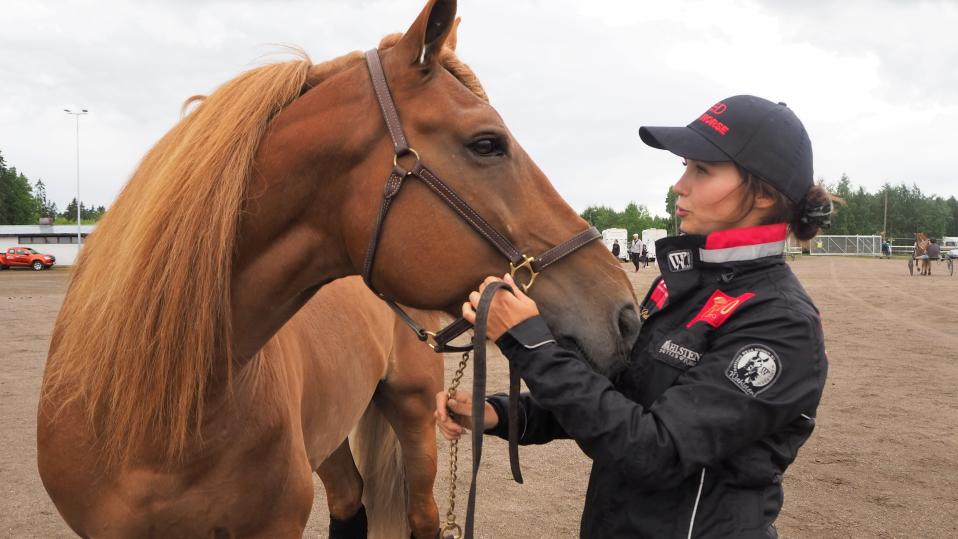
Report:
825,174,958,240
4,147,957,239
0,150,106,225
580,174,958,241
580,202,674,241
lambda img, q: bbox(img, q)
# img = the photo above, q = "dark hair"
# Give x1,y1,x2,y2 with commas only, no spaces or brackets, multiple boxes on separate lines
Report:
734,165,833,241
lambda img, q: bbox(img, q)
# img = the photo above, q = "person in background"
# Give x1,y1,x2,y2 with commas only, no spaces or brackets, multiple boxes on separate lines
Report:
611,239,621,259
925,238,941,275
628,234,644,272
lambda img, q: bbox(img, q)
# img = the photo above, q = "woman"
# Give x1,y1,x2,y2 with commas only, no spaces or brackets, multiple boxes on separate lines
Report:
611,239,621,259
436,95,830,538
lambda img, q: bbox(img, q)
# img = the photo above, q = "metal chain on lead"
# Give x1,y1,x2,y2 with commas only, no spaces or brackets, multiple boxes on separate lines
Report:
440,350,471,539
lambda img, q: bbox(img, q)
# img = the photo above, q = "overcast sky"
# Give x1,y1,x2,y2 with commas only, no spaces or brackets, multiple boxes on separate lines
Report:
2,0,956,217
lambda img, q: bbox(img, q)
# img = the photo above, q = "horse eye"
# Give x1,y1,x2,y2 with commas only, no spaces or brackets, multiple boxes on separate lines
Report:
469,138,503,156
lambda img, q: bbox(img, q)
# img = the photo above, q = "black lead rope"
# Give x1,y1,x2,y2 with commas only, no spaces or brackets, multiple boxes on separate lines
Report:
464,281,523,539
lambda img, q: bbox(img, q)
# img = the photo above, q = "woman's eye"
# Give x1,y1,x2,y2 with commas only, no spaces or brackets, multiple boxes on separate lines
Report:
469,138,503,156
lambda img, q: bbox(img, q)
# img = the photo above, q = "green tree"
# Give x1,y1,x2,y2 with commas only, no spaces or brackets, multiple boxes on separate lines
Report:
580,202,671,238
0,151,39,224
947,196,958,236
34,179,58,218
664,187,678,235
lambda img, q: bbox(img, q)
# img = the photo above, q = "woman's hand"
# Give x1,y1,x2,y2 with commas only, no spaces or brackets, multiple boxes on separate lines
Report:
461,273,540,342
434,390,499,441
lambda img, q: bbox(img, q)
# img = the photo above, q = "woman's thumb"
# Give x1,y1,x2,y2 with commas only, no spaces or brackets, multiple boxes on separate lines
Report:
503,273,527,299
448,397,470,414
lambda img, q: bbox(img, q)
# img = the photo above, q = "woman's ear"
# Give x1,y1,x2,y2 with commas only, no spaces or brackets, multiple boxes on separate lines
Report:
753,190,776,210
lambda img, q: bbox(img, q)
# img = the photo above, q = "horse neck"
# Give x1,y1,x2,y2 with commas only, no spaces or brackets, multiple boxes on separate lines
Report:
229,181,355,363
228,79,377,363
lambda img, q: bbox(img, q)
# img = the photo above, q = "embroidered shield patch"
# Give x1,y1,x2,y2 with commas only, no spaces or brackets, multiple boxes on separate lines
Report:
726,344,781,396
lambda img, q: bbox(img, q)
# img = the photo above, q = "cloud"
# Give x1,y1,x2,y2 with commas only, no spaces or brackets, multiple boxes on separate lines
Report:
1,0,955,219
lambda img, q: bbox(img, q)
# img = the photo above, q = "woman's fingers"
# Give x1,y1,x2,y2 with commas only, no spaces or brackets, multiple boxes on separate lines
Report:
502,273,525,299
435,390,474,441
461,301,476,324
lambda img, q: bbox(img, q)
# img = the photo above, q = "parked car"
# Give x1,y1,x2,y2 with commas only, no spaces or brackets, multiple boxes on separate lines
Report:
0,246,56,270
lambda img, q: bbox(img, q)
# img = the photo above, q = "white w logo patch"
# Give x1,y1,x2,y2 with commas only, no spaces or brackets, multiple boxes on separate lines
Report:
667,250,693,272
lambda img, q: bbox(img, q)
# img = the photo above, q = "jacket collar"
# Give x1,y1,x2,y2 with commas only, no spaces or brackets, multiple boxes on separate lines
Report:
640,224,788,319
656,224,788,270
699,223,789,264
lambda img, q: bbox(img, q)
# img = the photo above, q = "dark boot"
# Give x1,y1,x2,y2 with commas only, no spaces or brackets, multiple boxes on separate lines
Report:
329,505,368,539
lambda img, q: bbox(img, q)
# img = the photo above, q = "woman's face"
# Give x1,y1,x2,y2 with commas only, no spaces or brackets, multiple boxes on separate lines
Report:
672,159,762,235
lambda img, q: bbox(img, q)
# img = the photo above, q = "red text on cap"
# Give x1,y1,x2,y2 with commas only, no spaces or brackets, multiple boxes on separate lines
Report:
709,103,727,115
698,113,729,135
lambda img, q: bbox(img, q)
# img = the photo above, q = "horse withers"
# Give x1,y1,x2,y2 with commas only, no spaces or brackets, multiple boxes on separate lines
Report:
37,0,638,537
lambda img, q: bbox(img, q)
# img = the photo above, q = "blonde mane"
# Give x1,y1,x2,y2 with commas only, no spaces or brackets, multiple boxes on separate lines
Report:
41,42,487,468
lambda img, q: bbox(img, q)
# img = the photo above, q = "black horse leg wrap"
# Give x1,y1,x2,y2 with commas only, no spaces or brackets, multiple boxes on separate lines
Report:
329,505,368,539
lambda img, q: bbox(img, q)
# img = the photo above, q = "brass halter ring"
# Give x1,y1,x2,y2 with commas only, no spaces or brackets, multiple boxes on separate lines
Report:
393,147,420,169
441,522,462,539
509,255,539,292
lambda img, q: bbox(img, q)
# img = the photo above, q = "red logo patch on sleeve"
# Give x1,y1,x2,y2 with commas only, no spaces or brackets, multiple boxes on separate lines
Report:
650,279,669,309
686,289,755,328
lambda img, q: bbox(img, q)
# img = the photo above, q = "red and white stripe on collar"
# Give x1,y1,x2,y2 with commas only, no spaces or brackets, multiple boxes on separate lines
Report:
700,223,788,263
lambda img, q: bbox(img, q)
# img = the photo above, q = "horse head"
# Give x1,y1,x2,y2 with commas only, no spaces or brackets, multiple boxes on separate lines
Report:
240,0,638,373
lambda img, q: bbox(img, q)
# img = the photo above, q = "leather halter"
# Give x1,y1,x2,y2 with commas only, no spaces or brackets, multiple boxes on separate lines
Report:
361,48,601,353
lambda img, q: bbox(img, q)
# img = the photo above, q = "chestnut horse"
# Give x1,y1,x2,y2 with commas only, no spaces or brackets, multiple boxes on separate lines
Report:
915,232,931,275
37,0,638,537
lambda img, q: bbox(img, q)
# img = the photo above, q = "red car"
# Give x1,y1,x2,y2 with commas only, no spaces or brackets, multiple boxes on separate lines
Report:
0,246,56,270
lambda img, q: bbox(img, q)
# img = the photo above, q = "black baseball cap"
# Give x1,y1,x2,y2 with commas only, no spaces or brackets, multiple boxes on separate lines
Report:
639,95,813,203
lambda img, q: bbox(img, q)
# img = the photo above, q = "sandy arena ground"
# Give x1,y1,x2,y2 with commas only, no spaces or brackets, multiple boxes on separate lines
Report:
2,256,956,538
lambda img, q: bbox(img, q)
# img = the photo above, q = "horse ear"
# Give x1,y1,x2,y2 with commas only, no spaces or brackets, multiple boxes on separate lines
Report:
446,17,462,51
395,0,458,66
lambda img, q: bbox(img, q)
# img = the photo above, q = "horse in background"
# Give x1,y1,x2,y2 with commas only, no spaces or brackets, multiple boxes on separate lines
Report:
37,0,639,536
41,276,444,538
915,232,931,275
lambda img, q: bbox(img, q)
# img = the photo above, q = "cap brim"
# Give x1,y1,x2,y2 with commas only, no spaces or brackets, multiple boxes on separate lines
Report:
638,126,730,162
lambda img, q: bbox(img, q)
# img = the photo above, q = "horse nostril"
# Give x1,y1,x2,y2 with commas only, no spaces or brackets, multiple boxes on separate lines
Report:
617,303,641,348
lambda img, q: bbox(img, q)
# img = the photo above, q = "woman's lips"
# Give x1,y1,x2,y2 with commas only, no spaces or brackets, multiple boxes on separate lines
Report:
676,207,689,217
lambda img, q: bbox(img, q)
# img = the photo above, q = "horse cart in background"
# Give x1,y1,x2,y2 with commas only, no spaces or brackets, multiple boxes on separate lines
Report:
907,232,954,276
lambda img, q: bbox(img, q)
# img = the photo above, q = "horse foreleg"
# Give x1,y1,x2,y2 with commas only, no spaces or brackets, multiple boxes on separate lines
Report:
318,439,367,538
374,385,441,539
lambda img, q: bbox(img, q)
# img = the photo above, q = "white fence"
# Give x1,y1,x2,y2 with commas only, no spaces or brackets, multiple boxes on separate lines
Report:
809,235,881,256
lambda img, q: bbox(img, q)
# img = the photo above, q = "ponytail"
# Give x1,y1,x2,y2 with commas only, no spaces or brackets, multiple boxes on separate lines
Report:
790,184,833,241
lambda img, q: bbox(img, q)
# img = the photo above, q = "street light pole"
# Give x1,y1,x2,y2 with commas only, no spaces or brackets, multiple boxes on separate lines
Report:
64,108,88,251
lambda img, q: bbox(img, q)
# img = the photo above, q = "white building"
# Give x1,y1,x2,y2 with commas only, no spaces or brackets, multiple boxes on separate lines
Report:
0,224,95,266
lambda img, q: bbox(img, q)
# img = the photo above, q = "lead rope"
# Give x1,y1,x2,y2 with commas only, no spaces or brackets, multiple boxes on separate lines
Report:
440,281,518,539
440,351,471,539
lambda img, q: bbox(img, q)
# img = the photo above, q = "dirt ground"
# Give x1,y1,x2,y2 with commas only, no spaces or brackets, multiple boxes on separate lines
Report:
2,256,957,538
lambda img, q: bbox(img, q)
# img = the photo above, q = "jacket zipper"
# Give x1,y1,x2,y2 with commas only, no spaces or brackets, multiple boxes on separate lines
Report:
687,468,706,539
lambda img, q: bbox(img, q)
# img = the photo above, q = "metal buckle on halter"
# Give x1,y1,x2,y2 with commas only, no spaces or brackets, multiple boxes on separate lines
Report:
423,330,438,350
509,255,539,292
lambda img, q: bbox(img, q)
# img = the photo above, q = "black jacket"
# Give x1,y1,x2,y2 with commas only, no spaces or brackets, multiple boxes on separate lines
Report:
487,224,827,538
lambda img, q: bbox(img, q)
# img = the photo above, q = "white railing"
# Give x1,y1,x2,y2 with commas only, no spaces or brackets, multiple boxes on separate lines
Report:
809,235,882,256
